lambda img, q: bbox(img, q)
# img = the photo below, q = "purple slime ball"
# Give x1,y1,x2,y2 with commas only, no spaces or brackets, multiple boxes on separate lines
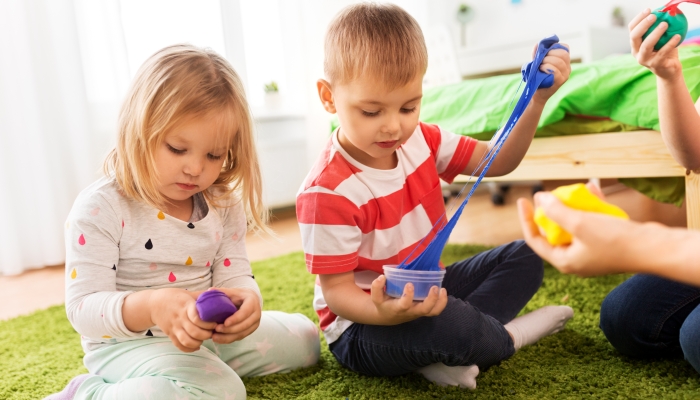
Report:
196,289,238,324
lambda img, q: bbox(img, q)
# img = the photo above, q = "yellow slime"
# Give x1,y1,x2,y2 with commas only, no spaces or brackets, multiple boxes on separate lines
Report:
533,183,629,245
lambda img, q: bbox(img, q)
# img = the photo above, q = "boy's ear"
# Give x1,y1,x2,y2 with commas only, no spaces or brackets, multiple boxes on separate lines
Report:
317,79,336,114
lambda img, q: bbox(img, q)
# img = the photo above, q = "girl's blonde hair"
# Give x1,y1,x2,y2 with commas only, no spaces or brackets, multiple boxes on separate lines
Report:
104,44,268,232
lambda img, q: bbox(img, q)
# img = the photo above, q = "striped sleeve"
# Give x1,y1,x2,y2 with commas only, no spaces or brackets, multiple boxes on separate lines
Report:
296,186,363,275
420,122,477,184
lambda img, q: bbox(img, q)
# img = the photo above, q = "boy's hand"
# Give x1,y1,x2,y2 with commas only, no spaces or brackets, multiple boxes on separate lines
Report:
532,42,571,104
209,287,262,344
370,275,448,324
150,288,216,352
629,8,683,81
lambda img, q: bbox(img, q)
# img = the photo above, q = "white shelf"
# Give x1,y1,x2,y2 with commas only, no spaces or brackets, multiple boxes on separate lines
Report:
456,27,631,78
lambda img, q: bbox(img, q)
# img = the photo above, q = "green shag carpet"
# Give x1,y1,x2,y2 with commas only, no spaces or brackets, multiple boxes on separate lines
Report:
3,244,700,399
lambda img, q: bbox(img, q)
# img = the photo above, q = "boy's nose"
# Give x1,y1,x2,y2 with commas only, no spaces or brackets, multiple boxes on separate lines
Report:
383,114,401,136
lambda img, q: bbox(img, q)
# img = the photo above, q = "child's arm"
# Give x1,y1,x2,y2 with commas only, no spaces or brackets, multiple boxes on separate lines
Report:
319,271,448,325
65,191,215,353
517,188,700,287
630,9,700,169
462,44,571,177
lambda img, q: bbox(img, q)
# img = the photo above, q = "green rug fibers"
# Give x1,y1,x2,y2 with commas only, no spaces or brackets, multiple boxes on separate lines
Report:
3,244,699,399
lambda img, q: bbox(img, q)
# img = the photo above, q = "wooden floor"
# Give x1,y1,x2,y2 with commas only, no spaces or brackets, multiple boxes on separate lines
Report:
0,180,686,321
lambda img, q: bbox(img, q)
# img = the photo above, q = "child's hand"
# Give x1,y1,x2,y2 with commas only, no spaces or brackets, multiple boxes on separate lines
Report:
532,42,571,104
629,8,683,81
370,275,448,324
209,287,262,344
150,288,216,352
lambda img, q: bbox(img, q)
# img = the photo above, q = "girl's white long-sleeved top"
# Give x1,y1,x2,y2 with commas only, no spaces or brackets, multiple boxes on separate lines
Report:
64,177,261,353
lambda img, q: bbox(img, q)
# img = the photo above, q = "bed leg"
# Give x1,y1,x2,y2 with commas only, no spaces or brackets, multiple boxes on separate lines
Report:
685,170,700,230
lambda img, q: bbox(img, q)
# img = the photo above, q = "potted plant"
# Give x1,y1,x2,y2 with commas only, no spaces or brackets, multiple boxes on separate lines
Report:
264,80,281,108
612,7,625,27
456,4,475,47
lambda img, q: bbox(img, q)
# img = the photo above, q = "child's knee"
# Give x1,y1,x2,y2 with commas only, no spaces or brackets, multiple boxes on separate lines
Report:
286,313,321,369
262,311,321,370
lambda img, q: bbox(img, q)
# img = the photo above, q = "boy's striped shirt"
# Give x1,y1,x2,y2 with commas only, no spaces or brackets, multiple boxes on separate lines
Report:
296,122,476,343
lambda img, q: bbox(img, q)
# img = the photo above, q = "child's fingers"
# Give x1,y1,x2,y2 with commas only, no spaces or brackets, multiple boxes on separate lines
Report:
418,286,440,314
213,315,260,343
397,283,415,310
628,8,651,32
630,12,656,42
370,275,387,306
640,22,668,55
186,302,217,331
217,308,260,335
426,288,448,316
173,330,202,353
212,323,258,344
182,320,214,342
657,34,682,57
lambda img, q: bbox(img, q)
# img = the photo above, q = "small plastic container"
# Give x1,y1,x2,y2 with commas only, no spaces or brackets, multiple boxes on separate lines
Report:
383,265,446,301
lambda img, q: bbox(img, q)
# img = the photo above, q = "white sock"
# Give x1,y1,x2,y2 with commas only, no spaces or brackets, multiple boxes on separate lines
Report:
504,305,574,350
417,363,479,389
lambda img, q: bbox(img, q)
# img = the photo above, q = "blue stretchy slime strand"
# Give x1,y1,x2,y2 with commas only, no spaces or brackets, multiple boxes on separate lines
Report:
397,35,568,272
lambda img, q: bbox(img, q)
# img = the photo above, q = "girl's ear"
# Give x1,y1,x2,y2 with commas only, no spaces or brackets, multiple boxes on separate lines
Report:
316,79,336,113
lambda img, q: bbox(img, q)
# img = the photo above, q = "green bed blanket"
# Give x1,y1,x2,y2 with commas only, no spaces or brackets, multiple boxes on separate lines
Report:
418,46,700,206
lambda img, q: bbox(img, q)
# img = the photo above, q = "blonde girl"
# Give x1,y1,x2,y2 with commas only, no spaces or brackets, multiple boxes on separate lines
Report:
48,44,319,400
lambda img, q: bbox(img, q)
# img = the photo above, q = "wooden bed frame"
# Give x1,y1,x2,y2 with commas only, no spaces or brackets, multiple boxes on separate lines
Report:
456,130,700,229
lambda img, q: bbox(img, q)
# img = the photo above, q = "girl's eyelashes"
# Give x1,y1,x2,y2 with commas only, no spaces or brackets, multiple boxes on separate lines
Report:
401,107,417,114
167,143,222,161
361,110,379,117
167,144,185,154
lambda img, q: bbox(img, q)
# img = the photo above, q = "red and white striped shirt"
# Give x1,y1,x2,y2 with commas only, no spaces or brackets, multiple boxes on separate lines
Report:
296,122,477,343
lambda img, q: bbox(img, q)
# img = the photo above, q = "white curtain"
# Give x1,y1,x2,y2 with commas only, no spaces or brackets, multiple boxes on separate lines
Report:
0,0,127,275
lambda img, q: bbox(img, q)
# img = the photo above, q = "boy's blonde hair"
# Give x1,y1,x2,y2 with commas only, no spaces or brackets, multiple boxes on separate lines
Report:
324,3,428,88
104,44,268,232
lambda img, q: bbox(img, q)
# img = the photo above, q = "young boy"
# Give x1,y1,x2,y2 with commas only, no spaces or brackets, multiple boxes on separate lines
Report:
297,3,574,389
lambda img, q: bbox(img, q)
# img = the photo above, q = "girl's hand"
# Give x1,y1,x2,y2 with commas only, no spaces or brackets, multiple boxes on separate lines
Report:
629,8,683,81
369,275,448,324
150,288,216,352
532,43,571,104
517,188,633,277
209,287,262,344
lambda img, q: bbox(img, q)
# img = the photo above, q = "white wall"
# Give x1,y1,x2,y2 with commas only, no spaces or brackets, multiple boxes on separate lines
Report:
423,0,700,50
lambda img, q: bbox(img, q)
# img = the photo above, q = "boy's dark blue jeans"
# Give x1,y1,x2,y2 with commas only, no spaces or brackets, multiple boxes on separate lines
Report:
600,274,700,374
329,240,543,376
